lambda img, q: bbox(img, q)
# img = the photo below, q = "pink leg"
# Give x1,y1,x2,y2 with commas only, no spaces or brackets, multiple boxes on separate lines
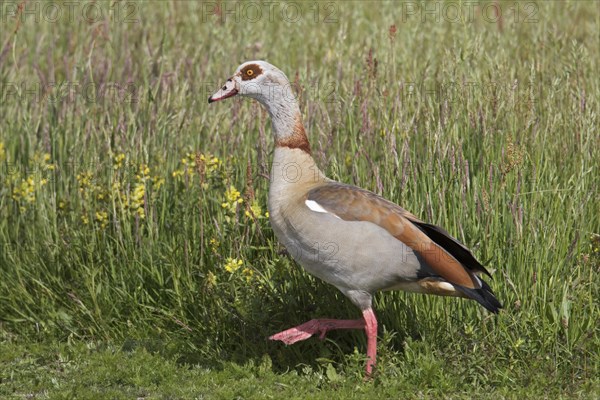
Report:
362,308,378,376
269,308,378,376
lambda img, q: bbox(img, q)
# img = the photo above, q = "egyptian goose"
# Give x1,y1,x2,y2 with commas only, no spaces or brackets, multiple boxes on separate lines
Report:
208,61,502,376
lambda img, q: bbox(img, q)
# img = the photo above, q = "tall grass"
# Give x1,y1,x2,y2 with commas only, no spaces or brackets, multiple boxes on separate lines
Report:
0,0,598,392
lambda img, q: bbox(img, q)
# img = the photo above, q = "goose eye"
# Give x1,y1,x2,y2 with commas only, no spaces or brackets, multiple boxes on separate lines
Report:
240,64,262,81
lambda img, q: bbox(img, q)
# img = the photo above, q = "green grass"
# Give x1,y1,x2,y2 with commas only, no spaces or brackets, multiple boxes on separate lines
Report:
1,1,599,398
0,338,597,399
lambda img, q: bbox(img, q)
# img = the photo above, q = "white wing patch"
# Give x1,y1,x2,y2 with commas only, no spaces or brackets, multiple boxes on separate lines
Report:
436,282,456,291
305,199,341,219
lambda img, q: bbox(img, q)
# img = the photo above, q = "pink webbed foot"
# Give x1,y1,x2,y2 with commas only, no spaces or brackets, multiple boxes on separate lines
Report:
269,318,365,345
269,309,378,377
269,319,327,345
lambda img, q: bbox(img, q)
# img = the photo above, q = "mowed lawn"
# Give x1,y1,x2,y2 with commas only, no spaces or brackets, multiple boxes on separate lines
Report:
0,1,598,398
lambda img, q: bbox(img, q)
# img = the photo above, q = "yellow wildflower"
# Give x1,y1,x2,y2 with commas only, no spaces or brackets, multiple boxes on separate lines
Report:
181,152,196,166
136,163,150,181
199,153,222,174
113,153,126,170
206,271,217,287
245,200,263,219
222,185,243,211
242,267,254,282
224,257,243,273
77,171,94,195
210,238,220,253
95,210,109,229
130,182,146,218
226,185,241,203
173,151,224,183
12,175,47,204
152,175,165,190
221,185,244,220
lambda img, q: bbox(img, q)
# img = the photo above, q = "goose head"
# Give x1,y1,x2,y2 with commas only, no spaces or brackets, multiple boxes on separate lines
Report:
209,61,304,144
208,60,295,107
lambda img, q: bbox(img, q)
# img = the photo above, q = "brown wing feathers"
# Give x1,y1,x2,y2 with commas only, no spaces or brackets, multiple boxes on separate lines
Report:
307,183,502,313
307,184,478,287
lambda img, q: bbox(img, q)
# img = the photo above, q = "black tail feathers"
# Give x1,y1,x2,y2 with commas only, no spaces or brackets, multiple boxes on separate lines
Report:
455,279,503,313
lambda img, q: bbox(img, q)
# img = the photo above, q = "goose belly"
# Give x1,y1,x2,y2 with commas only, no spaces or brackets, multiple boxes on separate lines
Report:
267,201,424,293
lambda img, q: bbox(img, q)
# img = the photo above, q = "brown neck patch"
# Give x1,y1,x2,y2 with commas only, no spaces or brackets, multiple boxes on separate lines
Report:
276,115,311,154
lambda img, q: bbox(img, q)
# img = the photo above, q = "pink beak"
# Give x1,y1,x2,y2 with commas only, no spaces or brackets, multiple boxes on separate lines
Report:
208,78,238,103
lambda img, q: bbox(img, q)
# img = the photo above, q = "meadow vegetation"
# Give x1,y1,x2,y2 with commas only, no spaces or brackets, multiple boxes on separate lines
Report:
0,1,598,398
